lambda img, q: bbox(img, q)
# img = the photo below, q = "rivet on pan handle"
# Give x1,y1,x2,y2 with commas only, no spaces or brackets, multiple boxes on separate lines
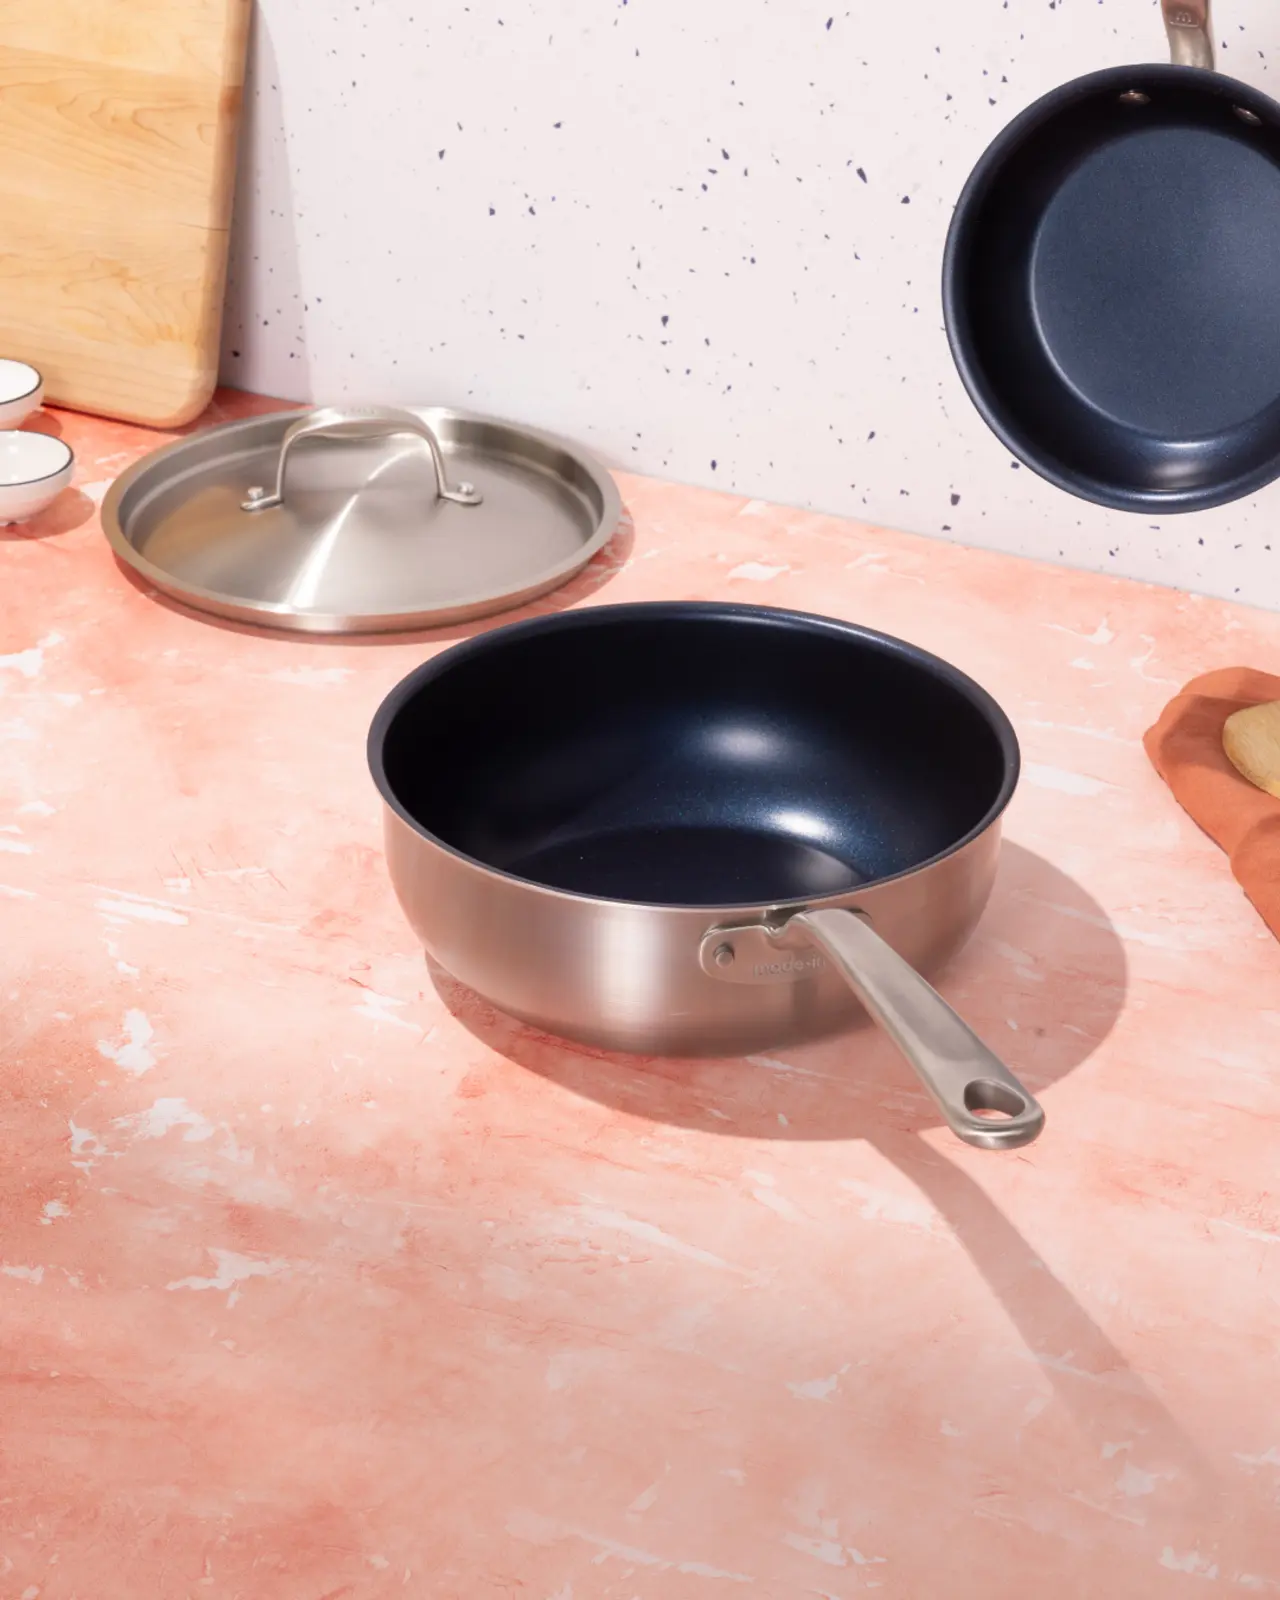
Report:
241,405,484,513
1163,0,1213,71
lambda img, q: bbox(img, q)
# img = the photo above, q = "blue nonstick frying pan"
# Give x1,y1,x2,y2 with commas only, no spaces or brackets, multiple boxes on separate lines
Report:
944,1,1280,513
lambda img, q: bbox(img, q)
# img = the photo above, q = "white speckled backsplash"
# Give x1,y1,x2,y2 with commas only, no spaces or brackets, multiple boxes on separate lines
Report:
221,0,1280,607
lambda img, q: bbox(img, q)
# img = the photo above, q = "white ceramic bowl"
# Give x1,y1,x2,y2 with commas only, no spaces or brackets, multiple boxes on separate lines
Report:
0,360,43,427
0,431,74,524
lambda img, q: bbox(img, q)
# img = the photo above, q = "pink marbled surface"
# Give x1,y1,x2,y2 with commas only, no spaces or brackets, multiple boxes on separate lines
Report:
3,392,1280,1597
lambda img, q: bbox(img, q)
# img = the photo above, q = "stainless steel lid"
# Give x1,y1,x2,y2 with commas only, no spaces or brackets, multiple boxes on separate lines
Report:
101,404,622,634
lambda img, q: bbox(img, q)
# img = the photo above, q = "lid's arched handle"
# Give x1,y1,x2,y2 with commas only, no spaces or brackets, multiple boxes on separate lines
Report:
1163,0,1213,70
241,405,483,514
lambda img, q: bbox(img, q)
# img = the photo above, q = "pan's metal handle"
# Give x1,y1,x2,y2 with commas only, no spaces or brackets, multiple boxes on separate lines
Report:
1163,0,1213,71
241,405,483,513
789,908,1045,1151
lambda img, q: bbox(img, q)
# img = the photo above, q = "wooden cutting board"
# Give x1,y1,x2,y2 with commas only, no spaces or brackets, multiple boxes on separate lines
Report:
0,0,251,428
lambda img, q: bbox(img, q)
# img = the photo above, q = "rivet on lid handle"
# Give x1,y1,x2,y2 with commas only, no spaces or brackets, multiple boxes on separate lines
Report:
241,404,483,514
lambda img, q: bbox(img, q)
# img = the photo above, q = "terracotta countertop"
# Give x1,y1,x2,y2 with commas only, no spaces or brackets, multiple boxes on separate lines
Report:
4,392,1280,1598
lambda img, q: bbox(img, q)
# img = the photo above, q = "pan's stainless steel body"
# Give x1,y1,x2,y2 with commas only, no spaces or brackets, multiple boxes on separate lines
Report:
381,803,1042,1151
384,807,1000,1058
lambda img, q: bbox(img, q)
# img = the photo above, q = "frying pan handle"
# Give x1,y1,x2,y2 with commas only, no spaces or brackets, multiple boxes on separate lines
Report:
240,405,484,513
790,908,1045,1151
1162,0,1213,70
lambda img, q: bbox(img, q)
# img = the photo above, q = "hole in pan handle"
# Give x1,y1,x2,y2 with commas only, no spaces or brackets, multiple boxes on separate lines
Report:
1162,0,1213,71
789,908,1046,1151
241,404,484,514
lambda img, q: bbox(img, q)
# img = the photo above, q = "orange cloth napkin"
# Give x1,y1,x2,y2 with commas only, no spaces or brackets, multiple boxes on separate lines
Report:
1145,667,1280,939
